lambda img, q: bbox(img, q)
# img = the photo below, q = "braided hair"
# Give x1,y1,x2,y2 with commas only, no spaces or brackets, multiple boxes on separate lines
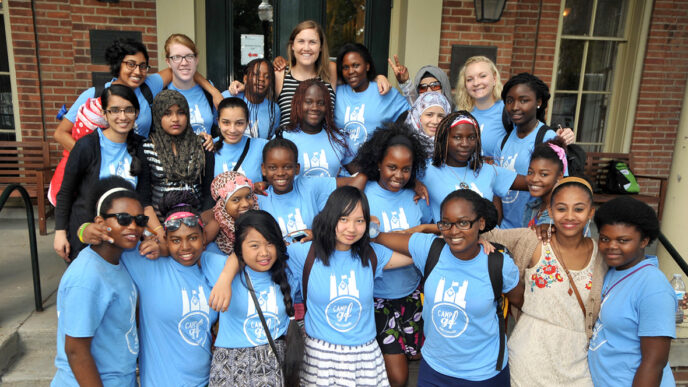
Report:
432,110,485,174
244,58,278,137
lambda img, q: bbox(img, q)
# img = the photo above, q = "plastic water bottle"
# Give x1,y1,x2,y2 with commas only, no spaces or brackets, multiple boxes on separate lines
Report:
671,274,686,324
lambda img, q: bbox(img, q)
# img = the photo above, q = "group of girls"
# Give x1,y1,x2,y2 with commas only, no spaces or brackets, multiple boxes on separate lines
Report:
50,17,680,387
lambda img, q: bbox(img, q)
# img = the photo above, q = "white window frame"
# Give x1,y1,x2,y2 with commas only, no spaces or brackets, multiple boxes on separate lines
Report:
549,0,652,152
0,1,22,141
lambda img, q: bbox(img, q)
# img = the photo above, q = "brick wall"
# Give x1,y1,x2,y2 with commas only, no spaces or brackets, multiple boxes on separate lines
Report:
8,0,157,158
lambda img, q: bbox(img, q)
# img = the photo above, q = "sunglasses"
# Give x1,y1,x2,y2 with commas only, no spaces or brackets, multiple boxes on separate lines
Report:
418,81,442,93
164,215,204,232
103,213,149,227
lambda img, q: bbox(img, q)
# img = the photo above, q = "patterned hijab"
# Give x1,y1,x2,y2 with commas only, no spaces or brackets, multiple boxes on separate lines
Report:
405,91,451,148
211,171,259,255
150,90,205,185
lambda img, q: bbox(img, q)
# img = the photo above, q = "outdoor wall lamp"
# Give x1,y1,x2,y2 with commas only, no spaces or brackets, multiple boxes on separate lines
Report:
258,0,274,22
474,0,507,22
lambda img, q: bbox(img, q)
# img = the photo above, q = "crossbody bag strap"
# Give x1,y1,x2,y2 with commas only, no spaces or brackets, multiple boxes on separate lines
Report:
301,244,317,310
233,137,251,172
551,242,587,317
244,270,281,363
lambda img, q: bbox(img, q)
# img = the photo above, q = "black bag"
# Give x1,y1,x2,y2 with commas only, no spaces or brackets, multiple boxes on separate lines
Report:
604,160,640,194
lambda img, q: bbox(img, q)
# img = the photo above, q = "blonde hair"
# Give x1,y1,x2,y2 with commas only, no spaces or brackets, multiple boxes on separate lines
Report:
286,20,331,83
164,33,198,57
455,56,502,111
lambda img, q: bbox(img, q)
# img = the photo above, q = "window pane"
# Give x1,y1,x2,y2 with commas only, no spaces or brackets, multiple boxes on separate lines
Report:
556,40,585,91
583,41,618,91
562,0,593,36
593,0,627,37
0,17,9,72
0,75,14,130
577,93,609,145
551,93,577,129
326,0,366,59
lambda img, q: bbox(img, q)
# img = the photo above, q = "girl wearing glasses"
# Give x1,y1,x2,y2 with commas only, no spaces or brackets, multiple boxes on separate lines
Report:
404,91,451,152
52,176,157,387
54,85,148,262
120,190,219,387
334,43,409,151
387,60,454,111
374,189,524,385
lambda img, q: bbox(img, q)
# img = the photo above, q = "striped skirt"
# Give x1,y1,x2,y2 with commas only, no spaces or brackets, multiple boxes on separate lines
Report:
301,335,390,387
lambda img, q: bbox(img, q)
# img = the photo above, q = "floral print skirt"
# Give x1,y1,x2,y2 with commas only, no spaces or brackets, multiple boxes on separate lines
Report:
374,287,424,356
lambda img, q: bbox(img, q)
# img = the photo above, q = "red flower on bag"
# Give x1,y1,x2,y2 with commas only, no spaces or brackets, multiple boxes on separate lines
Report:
535,276,547,288
543,265,557,275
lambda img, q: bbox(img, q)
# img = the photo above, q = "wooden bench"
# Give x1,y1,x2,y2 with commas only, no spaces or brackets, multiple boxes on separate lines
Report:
0,141,54,235
584,152,668,220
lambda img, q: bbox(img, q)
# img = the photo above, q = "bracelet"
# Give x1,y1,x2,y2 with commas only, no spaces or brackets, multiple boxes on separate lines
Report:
153,225,163,232
78,222,91,243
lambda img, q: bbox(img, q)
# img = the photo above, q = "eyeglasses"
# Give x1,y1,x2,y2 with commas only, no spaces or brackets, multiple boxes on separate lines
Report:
122,61,151,72
164,215,203,231
103,213,149,227
437,217,480,231
417,81,442,93
167,54,197,64
105,107,137,116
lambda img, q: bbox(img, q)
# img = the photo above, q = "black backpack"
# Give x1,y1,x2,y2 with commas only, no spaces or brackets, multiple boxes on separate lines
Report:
420,238,508,371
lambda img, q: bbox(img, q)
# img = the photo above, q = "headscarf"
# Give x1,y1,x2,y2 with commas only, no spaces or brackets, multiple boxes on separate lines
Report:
410,65,454,109
405,91,451,150
211,171,259,255
149,89,205,185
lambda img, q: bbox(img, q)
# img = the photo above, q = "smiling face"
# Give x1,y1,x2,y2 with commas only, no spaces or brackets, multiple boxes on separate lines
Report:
505,83,541,129
300,85,326,132
246,61,270,98
219,106,248,144
240,227,278,272
550,185,594,238
261,147,299,195
465,61,497,104
98,197,144,250
440,197,484,260
118,52,148,89
160,104,188,136
527,158,563,198
291,28,321,67
378,145,413,192
103,94,137,137
167,223,205,266
419,106,446,137
335,202,367,251
225,187,254,220
166,43,198,84
445,123,477,167
598,223,649,270
342,51,370,92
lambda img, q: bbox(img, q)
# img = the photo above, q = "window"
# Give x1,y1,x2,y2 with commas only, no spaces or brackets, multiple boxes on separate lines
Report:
549,0,649,152
325,0,366,60
0,0,19,141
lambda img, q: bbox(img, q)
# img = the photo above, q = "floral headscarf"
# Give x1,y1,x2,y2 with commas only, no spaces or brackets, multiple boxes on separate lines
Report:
405,91,451,149
211,171,259,255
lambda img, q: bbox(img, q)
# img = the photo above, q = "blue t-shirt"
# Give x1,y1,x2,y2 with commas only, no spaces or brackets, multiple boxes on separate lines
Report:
588,257,676,387
201,253,291,348
52,247,138,387
120,250,217,387
282,129,355,177
213,136,267,183
471,100,506,158
494,123,556,229
334,81,409,151
365,181,432,299
286,242,392,345
221,91,280,139
421,163,516,221
65,74,164,138
168,83,214,135
408,233,518,381
257,176,336,236
97,129,137,187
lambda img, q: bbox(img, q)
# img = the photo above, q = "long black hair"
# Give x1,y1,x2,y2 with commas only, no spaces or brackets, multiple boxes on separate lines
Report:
244,58,278,136
234,210,303,385
101,84,142,176
311,186,374,267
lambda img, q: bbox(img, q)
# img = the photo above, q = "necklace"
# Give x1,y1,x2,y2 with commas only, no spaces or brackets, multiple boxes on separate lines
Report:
445,165,470,189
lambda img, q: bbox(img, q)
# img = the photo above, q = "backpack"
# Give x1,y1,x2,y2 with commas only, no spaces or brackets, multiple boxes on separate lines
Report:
420,238,508,371
604,160,640,194
500,123,587,176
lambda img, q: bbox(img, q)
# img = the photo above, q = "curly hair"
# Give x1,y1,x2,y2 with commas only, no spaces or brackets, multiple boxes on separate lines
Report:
530,136,568,174
104,38,149,78
440,189,498,234
594,196,660,244
432,110,484,173
501,72,551,124
455,56,503,111
354,122,429,189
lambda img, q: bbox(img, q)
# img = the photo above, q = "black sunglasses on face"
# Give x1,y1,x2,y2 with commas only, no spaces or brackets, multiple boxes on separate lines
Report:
102,213,149,227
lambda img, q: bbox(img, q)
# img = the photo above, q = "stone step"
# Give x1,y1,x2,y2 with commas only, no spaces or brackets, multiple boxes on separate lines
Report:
0,348,56,386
